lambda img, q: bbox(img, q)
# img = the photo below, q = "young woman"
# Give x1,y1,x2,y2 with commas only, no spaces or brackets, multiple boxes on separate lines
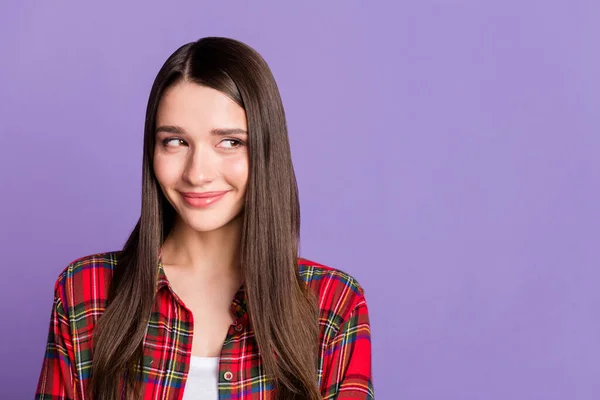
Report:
35,36,373,400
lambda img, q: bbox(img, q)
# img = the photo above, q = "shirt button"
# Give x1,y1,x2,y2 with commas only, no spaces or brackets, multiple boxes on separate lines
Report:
235,324,243,332
224,371,233,381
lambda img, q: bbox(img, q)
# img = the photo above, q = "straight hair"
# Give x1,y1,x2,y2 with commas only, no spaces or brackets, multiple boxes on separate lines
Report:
87,37,320,399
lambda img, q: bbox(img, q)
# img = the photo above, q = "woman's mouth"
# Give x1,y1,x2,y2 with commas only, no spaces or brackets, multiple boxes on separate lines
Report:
180,190,230,208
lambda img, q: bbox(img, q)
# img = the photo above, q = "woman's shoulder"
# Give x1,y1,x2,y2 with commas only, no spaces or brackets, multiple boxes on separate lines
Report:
297,257,368,322
52,250,120,311
298,257,365,292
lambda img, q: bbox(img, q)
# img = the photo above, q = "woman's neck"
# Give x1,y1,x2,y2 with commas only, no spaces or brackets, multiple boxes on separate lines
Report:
160,214,243,281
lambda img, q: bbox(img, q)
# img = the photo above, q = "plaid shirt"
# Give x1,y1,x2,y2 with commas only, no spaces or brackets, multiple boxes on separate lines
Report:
35,251,374,399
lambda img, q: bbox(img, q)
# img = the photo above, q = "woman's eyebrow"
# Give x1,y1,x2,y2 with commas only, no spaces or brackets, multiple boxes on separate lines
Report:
155,125,247,136
210,128,248,136
156,125,184,134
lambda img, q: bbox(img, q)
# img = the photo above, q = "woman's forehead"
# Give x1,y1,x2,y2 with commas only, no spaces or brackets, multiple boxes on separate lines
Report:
156,82,247,133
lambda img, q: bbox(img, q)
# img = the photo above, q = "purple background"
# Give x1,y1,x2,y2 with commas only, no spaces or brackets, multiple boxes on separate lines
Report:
1,1,598,399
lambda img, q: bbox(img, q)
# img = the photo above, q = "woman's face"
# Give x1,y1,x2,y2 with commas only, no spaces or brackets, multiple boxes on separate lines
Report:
153,81,249,233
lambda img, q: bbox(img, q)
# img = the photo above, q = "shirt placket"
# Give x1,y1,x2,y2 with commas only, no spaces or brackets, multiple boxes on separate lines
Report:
217,293,249,399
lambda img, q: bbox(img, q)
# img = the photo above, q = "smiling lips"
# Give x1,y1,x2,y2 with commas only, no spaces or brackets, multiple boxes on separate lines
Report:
180,190,230,208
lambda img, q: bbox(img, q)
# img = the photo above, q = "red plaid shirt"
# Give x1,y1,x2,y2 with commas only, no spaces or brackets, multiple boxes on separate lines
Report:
35,251,374,399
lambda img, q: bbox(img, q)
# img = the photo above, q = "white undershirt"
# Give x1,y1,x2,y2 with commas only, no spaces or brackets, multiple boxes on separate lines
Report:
182,356,219,400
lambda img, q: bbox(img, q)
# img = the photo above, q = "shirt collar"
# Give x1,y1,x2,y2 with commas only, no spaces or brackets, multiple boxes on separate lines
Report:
156,252,248,320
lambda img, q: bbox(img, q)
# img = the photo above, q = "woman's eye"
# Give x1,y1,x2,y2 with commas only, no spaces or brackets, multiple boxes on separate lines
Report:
162,138,185,147
219,139,243,149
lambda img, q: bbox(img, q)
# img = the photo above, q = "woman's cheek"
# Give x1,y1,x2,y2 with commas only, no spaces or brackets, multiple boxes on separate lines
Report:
154,155,182,185
226,155,249,182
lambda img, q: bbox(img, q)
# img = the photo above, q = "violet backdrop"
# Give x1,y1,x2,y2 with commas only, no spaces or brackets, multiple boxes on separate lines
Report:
0,1,598,399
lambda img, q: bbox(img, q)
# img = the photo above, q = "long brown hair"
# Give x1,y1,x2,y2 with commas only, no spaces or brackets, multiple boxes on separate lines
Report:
87,37,320,399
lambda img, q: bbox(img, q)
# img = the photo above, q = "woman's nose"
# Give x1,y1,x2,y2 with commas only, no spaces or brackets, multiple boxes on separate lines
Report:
182,145,217,186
